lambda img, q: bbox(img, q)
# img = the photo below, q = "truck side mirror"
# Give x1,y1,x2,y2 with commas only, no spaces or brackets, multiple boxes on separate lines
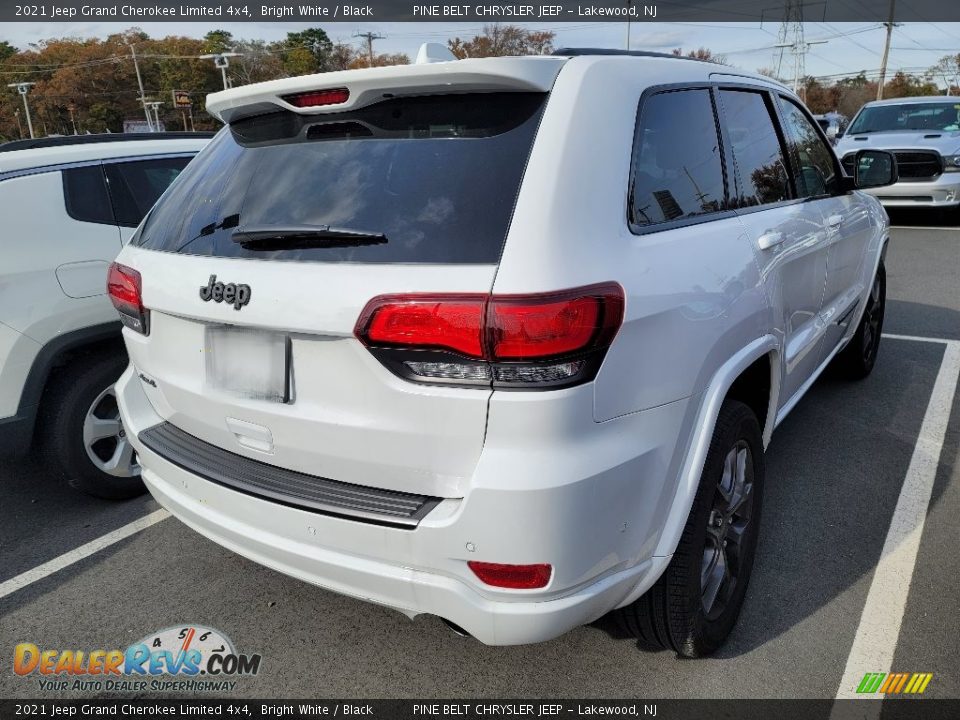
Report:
855,149,898,189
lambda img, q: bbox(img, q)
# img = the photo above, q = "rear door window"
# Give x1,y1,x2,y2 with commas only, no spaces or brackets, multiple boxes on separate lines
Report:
62,164,114,225
105,157,191,227
629,88,728,229
719,89,791,207
133,93,547,264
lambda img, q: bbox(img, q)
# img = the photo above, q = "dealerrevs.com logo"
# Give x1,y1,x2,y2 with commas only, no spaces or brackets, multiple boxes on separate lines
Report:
13,625,262,693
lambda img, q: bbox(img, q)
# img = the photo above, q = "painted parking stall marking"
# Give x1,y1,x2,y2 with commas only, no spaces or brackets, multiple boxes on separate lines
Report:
0,509,169,600
835,335,960,704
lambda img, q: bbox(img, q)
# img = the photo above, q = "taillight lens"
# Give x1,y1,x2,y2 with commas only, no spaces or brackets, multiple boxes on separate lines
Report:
355,283,624,389
359,295,486,359
468,561,552,590
107,262,148,335
283,88,350,108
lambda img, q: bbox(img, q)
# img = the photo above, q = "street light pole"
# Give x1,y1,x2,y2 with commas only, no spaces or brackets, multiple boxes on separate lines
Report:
147,102,163,131
199,53,242,91
7,82,35,139
128,43,154,131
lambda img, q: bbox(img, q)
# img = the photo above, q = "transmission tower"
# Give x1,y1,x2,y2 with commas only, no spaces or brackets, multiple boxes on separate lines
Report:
773,0,804,82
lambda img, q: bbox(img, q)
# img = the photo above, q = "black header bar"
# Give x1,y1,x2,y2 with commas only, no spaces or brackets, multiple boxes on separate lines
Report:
4,0,960,23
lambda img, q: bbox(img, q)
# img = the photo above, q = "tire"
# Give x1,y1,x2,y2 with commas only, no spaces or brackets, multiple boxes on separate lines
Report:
616,399,765,658
38,351,145,500
832,260,885,380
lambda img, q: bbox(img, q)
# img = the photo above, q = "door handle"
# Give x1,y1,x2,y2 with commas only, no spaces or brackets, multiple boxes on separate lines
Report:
757,231,785,250
827,214,843,229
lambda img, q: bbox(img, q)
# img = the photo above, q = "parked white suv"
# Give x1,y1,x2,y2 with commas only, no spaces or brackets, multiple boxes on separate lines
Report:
0,133,209,498
111,50,896,655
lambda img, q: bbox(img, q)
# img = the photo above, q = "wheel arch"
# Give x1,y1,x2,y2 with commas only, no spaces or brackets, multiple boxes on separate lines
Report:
616,336,779,608
618,335,780,610
5,322,125,455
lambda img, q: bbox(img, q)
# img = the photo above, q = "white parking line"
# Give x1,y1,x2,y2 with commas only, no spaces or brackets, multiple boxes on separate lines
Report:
835,335,960,703
0,509,169,600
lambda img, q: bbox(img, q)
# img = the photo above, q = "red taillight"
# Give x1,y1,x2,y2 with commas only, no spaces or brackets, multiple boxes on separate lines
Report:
357,284,623,360
355,284,623,388
488,287,622,360
468,562,552,590
107,262,148,335
283,88,350,108
359,295,487,359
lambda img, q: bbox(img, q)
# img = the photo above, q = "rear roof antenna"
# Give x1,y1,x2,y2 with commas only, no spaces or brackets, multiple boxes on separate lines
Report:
416,43,457,64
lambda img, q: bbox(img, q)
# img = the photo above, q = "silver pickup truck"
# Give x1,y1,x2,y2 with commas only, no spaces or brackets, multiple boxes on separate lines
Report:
836,96,960,217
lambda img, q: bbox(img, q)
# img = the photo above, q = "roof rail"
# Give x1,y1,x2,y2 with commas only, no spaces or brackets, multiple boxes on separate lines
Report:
0,131,215,153
551,48,702,61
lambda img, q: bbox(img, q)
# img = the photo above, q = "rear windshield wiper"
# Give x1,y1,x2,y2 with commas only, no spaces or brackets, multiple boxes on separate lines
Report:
231,225,388,251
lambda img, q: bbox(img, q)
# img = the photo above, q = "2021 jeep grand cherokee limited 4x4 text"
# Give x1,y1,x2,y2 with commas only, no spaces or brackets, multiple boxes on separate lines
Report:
109,49,895,656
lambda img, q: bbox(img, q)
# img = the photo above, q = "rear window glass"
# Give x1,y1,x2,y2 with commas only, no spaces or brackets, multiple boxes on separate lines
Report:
133,92,547,264
63,164,114,225
629,88,728,228
105,157,191,227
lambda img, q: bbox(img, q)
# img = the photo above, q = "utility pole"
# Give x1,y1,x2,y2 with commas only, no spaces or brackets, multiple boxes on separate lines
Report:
7,82,35,139
353,31,384,67
68,100,78,135
200,53,242,91
128,43,153,132
774,40,827,97
625,0,633,50
876,0,896,100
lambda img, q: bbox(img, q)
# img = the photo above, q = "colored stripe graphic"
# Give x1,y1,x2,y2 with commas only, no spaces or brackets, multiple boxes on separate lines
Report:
857,672,932,694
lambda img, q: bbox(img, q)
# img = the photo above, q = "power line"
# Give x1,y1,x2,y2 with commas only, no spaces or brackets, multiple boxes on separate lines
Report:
353,31,384,66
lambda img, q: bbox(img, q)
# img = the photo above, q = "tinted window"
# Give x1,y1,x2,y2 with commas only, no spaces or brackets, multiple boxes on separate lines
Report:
134,93,547,264
848,102,960,134
719,90,791,207
62,164,114,225
780,98,839,197
105,157,191,227
629,89,727,228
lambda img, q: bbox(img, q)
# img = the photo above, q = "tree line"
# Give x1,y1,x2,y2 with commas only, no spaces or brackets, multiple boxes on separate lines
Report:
2,25,957,141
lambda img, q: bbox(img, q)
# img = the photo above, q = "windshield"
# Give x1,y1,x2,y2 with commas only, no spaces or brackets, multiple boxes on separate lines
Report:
847,102,960,134
133,92,546,264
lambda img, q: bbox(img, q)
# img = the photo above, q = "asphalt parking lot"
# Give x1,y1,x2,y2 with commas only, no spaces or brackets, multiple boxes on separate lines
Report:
1,215,958,700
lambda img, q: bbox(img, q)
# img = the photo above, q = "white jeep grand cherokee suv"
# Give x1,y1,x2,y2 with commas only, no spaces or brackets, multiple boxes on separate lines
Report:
110,49,896,656
0,133,208,498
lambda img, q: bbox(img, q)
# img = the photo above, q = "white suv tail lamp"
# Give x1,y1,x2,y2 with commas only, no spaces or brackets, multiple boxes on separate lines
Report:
354,284,625,389
107,262,148,335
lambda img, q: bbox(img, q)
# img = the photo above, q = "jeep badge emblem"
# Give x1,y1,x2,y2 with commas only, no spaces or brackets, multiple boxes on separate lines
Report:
199,275,251,310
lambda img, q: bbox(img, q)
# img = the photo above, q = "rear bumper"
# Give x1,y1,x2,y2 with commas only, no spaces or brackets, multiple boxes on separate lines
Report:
862,174,960,208
116,365,686,645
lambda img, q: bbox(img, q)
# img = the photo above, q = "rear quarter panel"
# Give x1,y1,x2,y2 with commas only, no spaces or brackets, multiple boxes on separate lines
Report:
493,56,770,422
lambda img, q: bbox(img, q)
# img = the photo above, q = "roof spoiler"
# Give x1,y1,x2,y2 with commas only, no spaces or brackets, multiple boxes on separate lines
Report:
205,55,566,124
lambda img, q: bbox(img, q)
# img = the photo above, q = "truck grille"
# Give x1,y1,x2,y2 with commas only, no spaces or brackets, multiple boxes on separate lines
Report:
139,422,441,528
844,151,942,182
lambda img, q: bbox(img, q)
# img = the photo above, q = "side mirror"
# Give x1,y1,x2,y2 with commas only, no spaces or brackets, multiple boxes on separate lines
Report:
854,149,898,189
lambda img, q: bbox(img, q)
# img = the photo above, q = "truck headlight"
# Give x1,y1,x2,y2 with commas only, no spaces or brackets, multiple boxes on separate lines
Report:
944,155,960,172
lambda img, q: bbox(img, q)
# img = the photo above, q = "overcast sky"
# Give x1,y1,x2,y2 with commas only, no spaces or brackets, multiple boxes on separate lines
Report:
3,21,960,84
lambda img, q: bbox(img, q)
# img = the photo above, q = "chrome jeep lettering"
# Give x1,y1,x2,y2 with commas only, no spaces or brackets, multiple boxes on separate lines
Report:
199,275,251,310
